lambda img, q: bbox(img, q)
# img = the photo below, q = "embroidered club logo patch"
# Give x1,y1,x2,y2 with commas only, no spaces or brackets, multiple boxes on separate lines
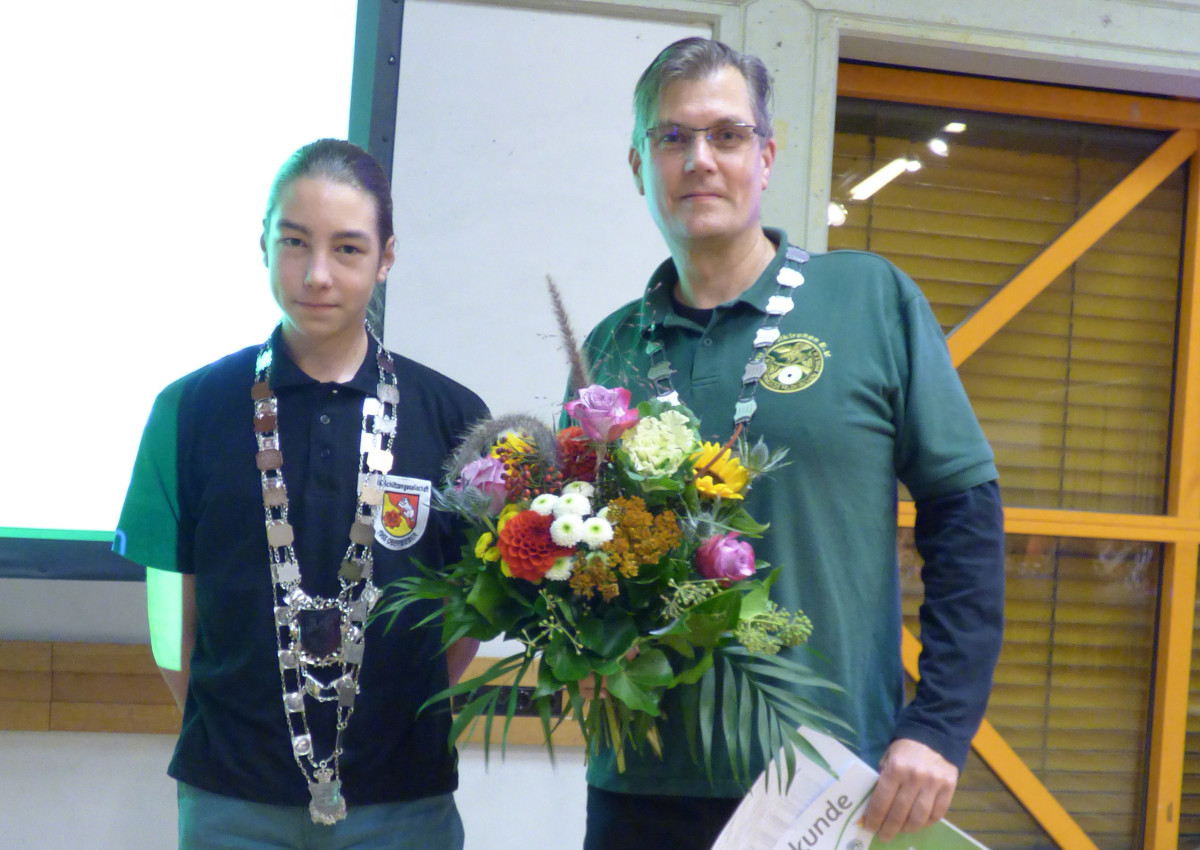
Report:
375,476,431,550
760,333,830,393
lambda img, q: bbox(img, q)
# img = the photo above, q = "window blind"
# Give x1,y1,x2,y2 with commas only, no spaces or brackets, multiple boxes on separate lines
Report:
831,99,1184,849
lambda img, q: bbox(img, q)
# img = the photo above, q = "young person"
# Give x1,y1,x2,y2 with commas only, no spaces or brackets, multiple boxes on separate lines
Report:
573,39,1005,849
116,139,486,849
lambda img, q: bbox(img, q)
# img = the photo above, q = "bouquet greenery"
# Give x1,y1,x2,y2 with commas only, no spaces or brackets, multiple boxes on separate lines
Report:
377,379,850,785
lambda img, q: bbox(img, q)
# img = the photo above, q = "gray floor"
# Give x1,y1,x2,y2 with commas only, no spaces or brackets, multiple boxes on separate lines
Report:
0,731,586,850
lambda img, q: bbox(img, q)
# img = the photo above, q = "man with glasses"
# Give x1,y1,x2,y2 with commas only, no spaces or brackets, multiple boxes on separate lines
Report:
574,37,1004,850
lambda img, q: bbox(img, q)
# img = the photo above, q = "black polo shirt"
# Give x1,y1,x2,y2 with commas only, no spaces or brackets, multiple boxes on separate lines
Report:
116,328,487,806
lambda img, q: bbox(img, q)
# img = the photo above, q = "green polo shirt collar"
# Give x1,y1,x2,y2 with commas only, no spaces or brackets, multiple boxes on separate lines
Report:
635,228,791,334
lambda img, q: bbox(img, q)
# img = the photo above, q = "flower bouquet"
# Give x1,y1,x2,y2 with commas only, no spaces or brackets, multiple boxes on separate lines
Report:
377,378,850,786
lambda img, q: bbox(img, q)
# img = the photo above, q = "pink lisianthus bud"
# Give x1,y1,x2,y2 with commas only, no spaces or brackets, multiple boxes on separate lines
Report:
565,385,640,443
456,456,509,515
695,532,756,585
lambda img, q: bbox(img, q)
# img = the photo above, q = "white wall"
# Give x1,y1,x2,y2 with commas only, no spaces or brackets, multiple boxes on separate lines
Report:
385,1,708,418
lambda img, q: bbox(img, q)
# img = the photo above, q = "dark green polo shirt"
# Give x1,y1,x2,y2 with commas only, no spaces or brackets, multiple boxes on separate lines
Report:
116,328,487,807
579,230,998,796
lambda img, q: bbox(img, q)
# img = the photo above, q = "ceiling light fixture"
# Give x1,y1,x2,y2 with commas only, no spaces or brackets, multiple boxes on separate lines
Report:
848,157,920,201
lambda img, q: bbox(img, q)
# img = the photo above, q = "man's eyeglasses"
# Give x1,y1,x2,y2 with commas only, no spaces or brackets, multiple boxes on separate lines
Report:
645,123,766,154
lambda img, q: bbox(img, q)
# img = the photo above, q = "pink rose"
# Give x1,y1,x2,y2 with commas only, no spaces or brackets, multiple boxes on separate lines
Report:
565,385,639,443
456,456,509,515
696,532,756,585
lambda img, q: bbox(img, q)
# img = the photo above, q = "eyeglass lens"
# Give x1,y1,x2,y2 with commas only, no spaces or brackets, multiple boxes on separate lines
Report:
651,124,757,152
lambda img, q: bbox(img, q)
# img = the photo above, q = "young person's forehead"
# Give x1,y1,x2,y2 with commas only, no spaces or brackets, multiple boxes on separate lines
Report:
268,178,379,227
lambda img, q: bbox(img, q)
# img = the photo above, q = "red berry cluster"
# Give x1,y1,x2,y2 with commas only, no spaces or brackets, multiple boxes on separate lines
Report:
504,465,564,502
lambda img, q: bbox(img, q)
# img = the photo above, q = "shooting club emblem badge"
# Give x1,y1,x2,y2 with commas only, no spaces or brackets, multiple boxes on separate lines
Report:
374,476,431,550
760,333,831,393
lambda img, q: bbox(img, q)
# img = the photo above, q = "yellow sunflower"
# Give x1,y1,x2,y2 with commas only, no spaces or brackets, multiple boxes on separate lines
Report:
690,442,750,500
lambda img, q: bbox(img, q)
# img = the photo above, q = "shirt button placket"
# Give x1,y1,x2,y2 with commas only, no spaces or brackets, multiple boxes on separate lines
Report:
315,400,337,488
693,334,719,386
319,410,333,459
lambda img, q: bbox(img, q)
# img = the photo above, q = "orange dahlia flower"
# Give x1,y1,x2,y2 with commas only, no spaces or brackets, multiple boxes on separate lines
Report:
497,509,575,582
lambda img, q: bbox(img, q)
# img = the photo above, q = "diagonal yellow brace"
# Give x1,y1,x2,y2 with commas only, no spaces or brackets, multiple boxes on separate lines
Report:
1144,147,1200,850
947,130,1199,368
901,629,1100,850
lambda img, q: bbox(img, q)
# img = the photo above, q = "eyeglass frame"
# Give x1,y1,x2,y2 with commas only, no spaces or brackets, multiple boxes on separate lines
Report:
643,122,768,155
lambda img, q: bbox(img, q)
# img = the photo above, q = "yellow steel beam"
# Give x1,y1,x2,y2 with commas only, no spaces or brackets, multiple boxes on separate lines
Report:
897,503,1200,543
900,630,1099,850
1169,143,1200,531
837,64,1200,131
947,130,1199,368
1145,148,1200,850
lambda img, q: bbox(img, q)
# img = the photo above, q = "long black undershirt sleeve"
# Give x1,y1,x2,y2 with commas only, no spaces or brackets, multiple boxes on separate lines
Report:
891,479,1005,771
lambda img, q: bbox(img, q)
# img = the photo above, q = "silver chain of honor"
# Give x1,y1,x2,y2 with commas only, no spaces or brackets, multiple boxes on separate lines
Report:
642,245,809,429
252,327,399,825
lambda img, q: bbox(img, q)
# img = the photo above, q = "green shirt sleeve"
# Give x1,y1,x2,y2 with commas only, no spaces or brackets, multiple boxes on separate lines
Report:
114,381,184,572
891,276,998,499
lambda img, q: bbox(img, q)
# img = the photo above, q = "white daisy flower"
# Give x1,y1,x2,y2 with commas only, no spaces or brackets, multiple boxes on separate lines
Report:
554,493,592,517
562,481,596,498
544,556,575,581
580,516,614,549
550,515,583,547
529,493,559,516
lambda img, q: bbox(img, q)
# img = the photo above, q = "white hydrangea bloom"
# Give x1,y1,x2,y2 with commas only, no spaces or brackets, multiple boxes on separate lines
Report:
554,493,592,517
529,493,559,516
562,480,596,498
550,515,583,547
544,556,575,581
580,516,614,549
621,409,699,476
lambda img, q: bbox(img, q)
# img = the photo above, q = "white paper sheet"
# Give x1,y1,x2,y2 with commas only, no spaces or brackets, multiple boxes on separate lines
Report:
712,729,988,850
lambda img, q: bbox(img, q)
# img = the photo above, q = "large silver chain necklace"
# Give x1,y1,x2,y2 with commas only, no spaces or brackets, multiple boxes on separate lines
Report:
252,327,398,825
643,244,809,431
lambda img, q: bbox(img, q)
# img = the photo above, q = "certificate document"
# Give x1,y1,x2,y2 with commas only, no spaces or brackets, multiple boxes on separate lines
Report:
712,729,988,850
